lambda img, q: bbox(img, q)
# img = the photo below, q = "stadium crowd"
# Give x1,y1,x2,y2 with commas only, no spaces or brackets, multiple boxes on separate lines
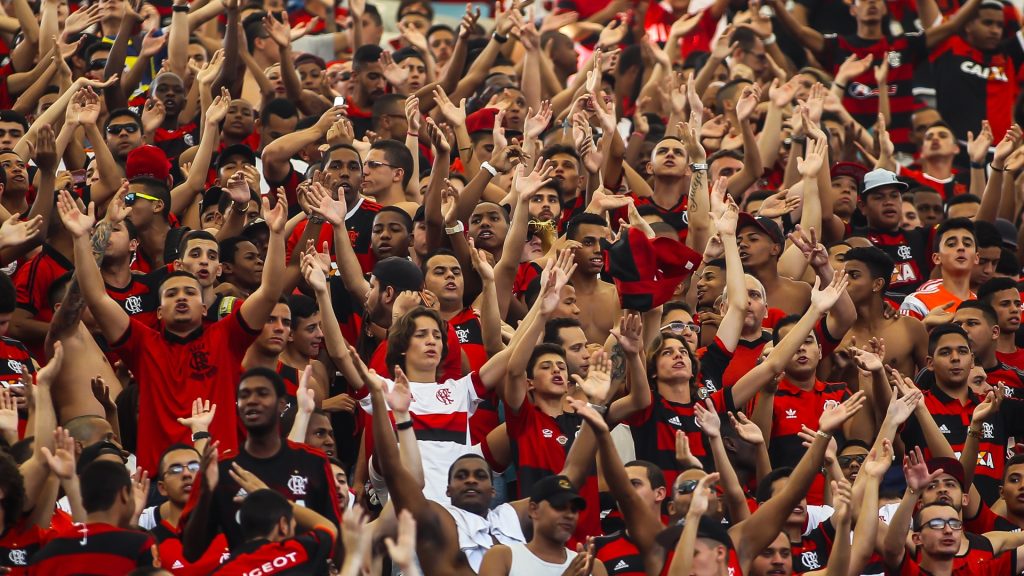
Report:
3,0,1024,572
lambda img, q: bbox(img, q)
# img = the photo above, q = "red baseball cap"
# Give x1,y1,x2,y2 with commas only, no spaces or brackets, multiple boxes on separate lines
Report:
126,145,171,183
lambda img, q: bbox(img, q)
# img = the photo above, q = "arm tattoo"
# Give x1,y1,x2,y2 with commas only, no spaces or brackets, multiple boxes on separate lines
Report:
90,221,113,268
689,170,704,206
610,342,627,383
51,221,112,338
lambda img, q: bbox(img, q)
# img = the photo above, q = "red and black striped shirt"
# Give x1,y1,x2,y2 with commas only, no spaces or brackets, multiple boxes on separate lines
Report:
28,522,155,575
211,526,334,574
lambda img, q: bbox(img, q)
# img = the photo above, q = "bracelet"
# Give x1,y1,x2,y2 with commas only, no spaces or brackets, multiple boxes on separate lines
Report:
690,162,709,171
763,33,777,45
970,161,986,169
172,4,189,12
191,431,211,442
396,420,414,431
308,215,325,225
967,427,983,439
587,402,608,415
492,31,508,43
815,429,831,439
445,221,465,235
992,164,1007,172
833,82,847,92
790,135,808,146
232,201,248,213
480,161,498,177
407,131,418,137
907,486,916,495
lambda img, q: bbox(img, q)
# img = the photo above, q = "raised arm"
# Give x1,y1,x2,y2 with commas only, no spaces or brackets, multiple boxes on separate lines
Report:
301,250,364,389
667,473,721,576
728,84,764,197
766,0,826,54
714,196,747,352
238,190,288,328
925,0,983,49
882,447,943,569
696,400,751,524
57,190,130,343
308,184,369,303
605,312,653,424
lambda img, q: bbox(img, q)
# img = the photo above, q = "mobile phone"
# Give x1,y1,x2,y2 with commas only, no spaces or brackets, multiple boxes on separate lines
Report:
334,96,346,107
71,169,86,185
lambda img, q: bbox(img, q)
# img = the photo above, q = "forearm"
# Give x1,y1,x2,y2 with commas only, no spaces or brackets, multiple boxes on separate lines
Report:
758,105,784,169
710,433,751,523
287,409,312,442
883,491,918,566
685,169,710,252
395,410,425,488
453,167,496,223
694,55,725,98
170,120,220,215
168,7,190,78
727,119,763,197
263,128,323,179
103,19,138,110
333,225,370,302
10,62,58,116
978,169,1004,223
214,7,241,95
120,53,153,98
961,424,982,489
478,278,503,356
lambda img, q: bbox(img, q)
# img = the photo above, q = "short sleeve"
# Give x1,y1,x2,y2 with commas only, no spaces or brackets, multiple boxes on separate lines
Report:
964,500,999,534
904,31,929,63
111,319,156,371
212,310,262,360
13,260,37,312
506,397,537,437
297,527,336,566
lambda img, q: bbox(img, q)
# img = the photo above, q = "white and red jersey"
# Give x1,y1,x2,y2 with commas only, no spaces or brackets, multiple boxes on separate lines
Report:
899,279,975,320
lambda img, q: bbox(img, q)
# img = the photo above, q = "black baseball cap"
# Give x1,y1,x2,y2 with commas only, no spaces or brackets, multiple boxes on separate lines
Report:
529,475,586,510
655,516,734,551
217,144,257,170
737,213,784,246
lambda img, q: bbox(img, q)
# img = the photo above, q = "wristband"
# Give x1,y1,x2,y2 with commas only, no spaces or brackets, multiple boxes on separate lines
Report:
407,131,418,137
445,221,465,235
689,162,709,171
587,403,608,415
172,4,189,12
492,32,508,43
991,164,1007,172
396,420,414,431
308,215,325,225
967,427,983,439
191,431,211,442
232,201,248,213
815,429,831,439
763,33,777,45
480,161,498,177
970,161,986,169
833,82,847,92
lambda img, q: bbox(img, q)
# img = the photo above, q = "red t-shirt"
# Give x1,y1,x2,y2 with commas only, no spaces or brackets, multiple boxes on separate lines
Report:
111,311,260,474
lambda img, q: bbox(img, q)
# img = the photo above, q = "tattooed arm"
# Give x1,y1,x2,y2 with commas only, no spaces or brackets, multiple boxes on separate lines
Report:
681,120,710,254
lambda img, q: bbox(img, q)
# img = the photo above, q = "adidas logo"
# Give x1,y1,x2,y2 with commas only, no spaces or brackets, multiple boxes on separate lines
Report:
171,561,184,569
939,424,951,434
614,560,629,571
668,416,682,426
785,408,797,419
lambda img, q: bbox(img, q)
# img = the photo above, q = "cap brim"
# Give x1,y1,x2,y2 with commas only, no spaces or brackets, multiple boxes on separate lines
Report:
546,491,587,510
861,179,908,196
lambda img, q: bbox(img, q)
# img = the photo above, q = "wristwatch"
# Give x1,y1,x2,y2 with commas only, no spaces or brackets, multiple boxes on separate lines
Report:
480,161,498,177
445,221,465,235
689,163,709,171
587,403,608,415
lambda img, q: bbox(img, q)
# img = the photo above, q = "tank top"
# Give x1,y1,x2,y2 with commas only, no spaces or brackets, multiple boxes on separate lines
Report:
508,542,578,576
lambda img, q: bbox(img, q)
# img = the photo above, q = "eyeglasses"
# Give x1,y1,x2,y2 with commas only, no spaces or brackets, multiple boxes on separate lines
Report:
123,191,162,205
164,461,200,476
661,321,701,335
676,479,699,495
366,160,397,170
106,123,139,135
921,518,963,531
837,454,866,467
89,58,108,71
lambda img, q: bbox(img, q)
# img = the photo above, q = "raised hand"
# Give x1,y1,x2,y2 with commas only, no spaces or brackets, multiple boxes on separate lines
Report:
770,76,799,108
818,390,865,434
514,160,554,201
263,13,292,47
177,397,217,432
56,190,96,238
714,194,740,237
835,53,873,84
131,468,151,516
573,349,612,404
229,462,270,495
992,124,1023,169
309,181,347,225
384,509,418,570
568,396,610,433
301,251,328,293
848,345,883,373
468,237,495,283
379,50,409,88
904,446,942,491
199,441,220,491
972,389,1002,423
386,366,412,416
861,438,894,479
206,87,231,126
830,478,853,526
797,135,827,178
140,28,167,57
296,364,316,416
610,311,643,356
887,385,923,426
42,427,77,480
688,472,720,518
694,399,721,439
525,100,553,139
67,87,101,127
967,121,994,165
0,389,17,439
90,376,117,413
424,117,449,154
597,16,627,49
141,97,166,134
735,83,761,122
34,124,59,174
433,86,467,126
758,190,800,219
262,188,289,233
675,430,703,469
0,214,41,250
728,411,765,445
809,270,850,314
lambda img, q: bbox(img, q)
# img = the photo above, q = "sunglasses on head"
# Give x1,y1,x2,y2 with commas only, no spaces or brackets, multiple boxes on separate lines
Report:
676,479,700,495
837,454,866,467
123,191,162,205
106,123,139,135
89,58,108,70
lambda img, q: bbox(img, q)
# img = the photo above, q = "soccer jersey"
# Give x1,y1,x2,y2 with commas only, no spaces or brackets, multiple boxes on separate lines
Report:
13,244,73,359
211,527,334,575
855,227,933,301
285,197,380,275
0,518,47,575
899,279,975,320
449,308,497,443
28,522,155,575
595,531,645,576
111,311,260,474
898,166,968,201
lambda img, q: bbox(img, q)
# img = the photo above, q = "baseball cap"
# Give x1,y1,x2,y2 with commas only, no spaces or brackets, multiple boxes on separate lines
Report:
830,162,868,185
294,52,327,70
994,218,1018,249
861,168,909,196
655,516,734,551
126,145,171,183
529,475,586,510
218,144,257,170
737,213,784,245
201,186,224,213
926,457,965,488
465,108,499,135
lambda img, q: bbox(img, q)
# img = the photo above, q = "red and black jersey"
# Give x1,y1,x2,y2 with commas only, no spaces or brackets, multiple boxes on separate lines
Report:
770,379,851,505
28,522,155,575
986,361,1024,398
277,361,302,421
209,442,341,549
0,335,35,438
820,33,928,152
106,272,160,328
792,519,836,574
0,519,47,575
285,197,381,275
854,226,933,302
206,293,244,323
149,507,231,575
898,166,968,202
513,262,544,298
111,311,260,475
998,347,1024,371
153,122,199,161
211,526,334,575
630,192,689,243
626,370,736,487
449,308,497,443
902,386,1024,503
595,531,645,576
931,34,1024,141
265,165,304,216
714,332,771,389
13,244,73,360
914,531,996,573
893,536,1012,576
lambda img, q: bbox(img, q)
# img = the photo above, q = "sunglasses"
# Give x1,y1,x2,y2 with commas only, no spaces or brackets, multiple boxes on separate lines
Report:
164,461,201,476
921,518,963,531
676,479,700,495
106,123,140,135
661,321,700,335
89,58,108,70
123,191,162,205
837,454,866,467
365,160,397,170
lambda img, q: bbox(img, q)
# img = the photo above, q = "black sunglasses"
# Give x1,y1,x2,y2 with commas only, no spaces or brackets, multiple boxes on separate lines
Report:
106,123,140,135
89,58,108,71
837,454,866,467
676,479,700,495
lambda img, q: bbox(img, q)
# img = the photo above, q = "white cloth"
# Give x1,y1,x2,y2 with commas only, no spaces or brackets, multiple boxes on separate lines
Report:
508,542,577,576
443,503,526,573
